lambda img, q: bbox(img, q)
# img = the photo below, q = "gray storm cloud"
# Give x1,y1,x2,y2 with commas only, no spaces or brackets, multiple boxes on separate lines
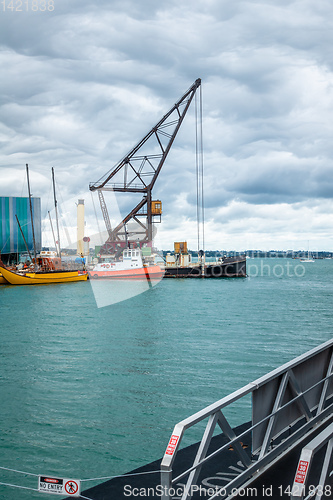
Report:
1,0,333,250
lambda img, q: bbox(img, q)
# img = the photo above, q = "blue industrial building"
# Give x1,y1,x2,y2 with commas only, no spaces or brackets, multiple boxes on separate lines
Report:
0,196,41,256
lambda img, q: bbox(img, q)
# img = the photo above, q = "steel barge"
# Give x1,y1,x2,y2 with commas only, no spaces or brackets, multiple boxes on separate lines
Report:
163,242,246,278
163,255,247,278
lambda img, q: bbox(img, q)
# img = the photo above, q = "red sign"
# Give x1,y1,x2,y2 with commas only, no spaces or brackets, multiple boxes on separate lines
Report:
295,460,309,484
165,435,179,456
42,477,62,484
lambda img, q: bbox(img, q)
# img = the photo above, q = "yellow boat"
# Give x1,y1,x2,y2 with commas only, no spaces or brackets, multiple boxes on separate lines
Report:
0,265,88,285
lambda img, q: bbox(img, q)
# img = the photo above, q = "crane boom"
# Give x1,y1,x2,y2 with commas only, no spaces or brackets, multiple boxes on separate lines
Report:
90,78,201,254
97,190,113,240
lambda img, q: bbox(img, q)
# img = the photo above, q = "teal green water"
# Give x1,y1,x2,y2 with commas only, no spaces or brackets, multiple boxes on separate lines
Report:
0,259,332,498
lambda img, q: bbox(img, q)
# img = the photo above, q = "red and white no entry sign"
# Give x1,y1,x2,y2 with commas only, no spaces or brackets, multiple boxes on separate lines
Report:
65,480,79,495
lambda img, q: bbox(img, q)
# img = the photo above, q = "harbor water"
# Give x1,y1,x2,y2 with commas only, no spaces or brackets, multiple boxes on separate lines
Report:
0,258,332,498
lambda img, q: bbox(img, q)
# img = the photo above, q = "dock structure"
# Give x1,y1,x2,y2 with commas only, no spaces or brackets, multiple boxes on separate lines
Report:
63,339,333,499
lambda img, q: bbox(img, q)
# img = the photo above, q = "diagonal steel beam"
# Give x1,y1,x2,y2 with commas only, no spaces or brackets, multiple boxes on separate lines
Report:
90,79,201,191
181,413,220,500
317,350,333,416
288,370,312,421
259,371,290,459
216,411,252,467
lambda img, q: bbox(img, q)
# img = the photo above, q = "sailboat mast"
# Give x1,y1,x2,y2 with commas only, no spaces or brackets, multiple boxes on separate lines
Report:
15,214,33,261
52,167,61,258
48,211,57,250
26,164,37,269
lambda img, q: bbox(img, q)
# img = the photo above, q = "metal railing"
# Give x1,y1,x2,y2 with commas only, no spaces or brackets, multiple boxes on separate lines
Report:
160,339,333,500
290,422,333,500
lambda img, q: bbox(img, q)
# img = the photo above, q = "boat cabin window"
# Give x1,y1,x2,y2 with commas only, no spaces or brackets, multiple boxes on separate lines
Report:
123,249,140,259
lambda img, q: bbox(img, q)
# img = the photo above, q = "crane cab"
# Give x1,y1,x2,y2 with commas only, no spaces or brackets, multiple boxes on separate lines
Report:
151,200,162,215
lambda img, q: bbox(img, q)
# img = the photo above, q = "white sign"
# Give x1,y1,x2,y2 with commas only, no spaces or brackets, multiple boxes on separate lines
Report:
38,476,81,497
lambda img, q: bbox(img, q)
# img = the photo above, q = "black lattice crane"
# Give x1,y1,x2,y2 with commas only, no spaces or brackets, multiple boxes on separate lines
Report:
89,78,201,254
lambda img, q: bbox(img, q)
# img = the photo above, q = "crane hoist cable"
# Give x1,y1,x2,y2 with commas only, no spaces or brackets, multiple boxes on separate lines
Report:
195,83,205,256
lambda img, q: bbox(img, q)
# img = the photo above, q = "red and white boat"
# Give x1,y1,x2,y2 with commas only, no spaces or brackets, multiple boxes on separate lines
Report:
89,249,164,280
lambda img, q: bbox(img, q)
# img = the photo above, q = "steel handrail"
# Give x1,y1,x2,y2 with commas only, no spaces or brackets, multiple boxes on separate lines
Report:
161,338,333,500
171,373,333,485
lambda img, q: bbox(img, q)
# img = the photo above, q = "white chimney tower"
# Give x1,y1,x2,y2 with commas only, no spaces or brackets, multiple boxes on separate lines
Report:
77,199,84,255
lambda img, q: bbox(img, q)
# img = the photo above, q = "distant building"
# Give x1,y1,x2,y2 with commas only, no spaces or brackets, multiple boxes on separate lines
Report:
0,196,41,257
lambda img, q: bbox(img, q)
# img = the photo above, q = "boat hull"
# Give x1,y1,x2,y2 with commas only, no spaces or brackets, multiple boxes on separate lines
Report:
163,257,246,278
0,266,88,285
0,274,8,284
89,265,164,280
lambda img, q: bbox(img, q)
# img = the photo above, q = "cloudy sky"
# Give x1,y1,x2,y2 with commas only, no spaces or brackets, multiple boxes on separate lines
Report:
1,0,333,251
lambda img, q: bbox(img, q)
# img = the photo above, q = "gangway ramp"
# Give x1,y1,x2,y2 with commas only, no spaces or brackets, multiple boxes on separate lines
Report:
63,339,333,500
